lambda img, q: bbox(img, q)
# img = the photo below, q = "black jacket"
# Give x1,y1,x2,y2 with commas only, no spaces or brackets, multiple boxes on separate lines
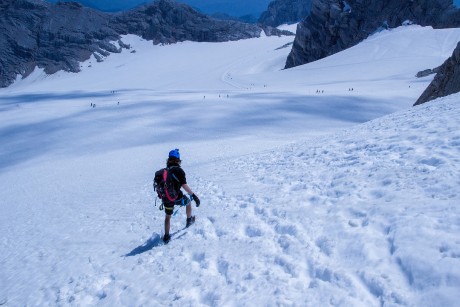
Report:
166,163,186,200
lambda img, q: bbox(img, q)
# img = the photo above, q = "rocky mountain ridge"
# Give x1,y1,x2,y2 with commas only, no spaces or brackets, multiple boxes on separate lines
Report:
415,41,460,105
0,0,289,88
259,0,312,27
46,0,151,12
285,0,460,69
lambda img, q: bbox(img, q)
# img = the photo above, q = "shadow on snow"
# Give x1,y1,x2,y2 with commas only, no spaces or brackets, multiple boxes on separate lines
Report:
124,228,188,256
124,233,163,257
0,89,404,172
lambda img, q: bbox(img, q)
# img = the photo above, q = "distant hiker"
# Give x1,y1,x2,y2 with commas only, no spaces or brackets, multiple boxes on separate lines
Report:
154,149,200,243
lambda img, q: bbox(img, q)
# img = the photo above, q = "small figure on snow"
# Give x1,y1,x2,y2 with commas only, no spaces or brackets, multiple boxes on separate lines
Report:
154,149,200,244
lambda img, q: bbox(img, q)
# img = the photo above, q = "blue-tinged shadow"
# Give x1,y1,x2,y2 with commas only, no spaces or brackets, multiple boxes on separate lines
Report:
124,233,163,256
0,89,405,172
124,227,189,256
0,91,114,106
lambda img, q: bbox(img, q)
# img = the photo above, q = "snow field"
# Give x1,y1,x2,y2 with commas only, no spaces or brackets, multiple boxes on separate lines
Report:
1,23,460,306
207,97,460,306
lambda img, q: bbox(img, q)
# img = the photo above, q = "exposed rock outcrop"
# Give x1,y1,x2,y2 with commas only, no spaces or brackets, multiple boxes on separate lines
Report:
285,0,460,69
259,0,313,27
0,0,121,87
0,0,289,88
111,0,263,44
210,13,256,24
416,66,442,78
414,41,460,105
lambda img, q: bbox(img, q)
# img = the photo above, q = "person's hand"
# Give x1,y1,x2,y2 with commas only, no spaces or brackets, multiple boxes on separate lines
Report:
192,194,200,207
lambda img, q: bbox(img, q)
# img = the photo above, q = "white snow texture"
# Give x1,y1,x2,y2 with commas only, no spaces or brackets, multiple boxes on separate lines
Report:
1,24,460,306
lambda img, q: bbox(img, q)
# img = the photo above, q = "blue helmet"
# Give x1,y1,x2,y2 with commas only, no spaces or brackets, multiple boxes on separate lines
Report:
169,148,180,159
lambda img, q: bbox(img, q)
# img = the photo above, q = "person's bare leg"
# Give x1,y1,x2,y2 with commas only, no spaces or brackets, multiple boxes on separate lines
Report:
164,215,171,237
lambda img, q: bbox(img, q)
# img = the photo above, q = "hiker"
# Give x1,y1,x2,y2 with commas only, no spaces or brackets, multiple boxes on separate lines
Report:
157,149,200,243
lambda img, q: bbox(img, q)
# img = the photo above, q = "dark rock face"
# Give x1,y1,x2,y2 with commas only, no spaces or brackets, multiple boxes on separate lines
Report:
111,1,264,44
0,0,287,88
285,0,460,69
416,67,441,78
210,12,258,24
259,0,313,27
415,42,460,105
0,0,121,87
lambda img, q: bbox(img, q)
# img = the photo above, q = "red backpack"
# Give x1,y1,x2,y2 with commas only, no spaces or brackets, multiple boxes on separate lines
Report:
153,167,180,202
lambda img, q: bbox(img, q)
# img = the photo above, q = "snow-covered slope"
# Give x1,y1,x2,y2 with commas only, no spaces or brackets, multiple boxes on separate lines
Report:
1,24,459,306
207,95,460,306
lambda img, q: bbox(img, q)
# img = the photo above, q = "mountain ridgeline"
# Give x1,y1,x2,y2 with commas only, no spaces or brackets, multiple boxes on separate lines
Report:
415,41,460,105
282,0,460,105
0,0,289,88
1,0,460,104
285,0,460,70
258,0,313,27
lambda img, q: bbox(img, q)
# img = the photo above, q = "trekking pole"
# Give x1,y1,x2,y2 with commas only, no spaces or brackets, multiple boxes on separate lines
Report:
172,206,184,216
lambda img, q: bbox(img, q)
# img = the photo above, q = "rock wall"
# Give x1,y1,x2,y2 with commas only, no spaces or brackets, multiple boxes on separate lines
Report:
285,0,460,69
258,0,313,27
0,0,120,87
415,41,460,105
0,0,288,88
111,0,263,44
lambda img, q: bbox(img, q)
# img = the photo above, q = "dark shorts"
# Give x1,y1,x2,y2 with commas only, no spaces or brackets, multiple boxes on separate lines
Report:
163,196,191,216
163,202,175,216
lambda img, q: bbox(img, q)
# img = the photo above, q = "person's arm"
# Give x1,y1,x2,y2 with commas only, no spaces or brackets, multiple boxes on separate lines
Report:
182,183,194,195
182,183,200,206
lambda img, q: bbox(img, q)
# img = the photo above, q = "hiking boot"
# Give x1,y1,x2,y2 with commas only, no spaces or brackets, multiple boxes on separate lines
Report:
186,216,195,228
162,234,171,244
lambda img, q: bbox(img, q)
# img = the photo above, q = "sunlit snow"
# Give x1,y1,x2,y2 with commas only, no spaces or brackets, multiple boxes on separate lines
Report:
1,24,460,306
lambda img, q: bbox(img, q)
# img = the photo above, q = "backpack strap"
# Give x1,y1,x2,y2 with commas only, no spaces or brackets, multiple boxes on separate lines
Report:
163,168,179,202
166,166,180,182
